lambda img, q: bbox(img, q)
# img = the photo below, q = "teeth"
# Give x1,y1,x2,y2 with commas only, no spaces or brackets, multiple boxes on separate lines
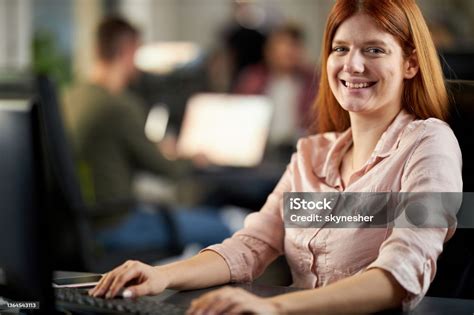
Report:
344,81,371,89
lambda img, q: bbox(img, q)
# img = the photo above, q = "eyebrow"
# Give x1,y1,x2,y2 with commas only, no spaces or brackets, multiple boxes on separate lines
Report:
332,39,390,47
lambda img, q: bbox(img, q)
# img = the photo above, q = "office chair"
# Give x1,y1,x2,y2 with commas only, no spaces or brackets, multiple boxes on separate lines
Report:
35,75,180,273
427,80,474,299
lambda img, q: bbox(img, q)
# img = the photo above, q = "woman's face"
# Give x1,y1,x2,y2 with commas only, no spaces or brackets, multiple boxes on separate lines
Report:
327,13,418,115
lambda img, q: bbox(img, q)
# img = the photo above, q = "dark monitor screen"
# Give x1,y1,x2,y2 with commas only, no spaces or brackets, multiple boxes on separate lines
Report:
441,52,474,81
0,99,54,313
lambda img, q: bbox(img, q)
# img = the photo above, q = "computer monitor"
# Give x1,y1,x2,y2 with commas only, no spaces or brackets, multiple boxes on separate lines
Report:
177,93,273,167
0,99,54,314
35,75,89,272
441,51,474,81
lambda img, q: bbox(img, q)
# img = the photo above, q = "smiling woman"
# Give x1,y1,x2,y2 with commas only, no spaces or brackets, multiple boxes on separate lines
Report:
315,0,448,134
88,1,462,314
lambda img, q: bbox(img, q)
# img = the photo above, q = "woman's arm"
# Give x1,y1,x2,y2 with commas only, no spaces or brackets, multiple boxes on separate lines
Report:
89,251,230,298
161,250,231,290
187,268,405,314
269,268,405,314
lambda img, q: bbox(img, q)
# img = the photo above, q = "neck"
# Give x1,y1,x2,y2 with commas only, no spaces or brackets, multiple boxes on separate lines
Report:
349,105,401,169
90,61,128,95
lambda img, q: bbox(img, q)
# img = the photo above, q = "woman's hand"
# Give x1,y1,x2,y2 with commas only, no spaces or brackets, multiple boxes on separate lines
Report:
88,260,169,299
186,287,283,315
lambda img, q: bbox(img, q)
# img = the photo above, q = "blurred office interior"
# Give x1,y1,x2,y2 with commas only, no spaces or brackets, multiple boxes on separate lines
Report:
1,0,474,287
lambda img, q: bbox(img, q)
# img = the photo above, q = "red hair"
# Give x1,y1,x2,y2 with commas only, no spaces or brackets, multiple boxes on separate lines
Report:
314,0,448,133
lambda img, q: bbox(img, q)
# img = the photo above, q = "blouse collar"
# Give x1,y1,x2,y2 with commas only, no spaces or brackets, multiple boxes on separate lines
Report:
316,109,415,188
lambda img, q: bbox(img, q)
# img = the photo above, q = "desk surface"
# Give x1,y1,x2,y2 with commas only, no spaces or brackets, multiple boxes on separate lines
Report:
55,271,474,314
162,284,474,315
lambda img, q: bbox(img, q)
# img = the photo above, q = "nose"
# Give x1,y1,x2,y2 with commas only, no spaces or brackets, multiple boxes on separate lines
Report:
343,50,365,74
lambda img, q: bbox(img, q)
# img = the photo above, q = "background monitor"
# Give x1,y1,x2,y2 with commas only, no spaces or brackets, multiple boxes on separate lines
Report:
177,93,273,167
441,51,474,81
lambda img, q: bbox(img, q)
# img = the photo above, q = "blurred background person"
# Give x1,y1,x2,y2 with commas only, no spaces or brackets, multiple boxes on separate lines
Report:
233,23,319,148
63,16,183,211
429,18,457,51
63,16,238,253
220,0,269,89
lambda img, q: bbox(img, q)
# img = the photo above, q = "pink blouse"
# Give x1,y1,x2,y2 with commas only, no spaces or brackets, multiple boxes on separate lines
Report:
204,109,462,310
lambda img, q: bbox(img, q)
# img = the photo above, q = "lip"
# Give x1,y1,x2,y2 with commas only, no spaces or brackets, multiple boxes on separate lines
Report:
340,79,377,90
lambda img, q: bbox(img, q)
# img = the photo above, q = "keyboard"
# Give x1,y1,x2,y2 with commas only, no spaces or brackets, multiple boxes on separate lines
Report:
55,287,187,315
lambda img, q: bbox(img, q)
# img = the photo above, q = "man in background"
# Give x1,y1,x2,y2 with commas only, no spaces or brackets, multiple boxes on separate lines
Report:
63,16,184,219
63,16,232,251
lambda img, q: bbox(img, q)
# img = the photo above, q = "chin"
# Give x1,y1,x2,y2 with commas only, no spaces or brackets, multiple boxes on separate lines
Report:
338,101,369,113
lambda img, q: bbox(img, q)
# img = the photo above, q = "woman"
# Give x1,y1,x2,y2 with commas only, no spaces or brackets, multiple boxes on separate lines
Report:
233,23,317,145
89,0,462,313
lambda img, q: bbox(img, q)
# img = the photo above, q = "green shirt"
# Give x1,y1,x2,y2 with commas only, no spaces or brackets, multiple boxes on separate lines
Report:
63,83,185,226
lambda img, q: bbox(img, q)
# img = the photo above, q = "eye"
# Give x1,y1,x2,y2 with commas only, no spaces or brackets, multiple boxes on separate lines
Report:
366,47,385,55
332,46,348,53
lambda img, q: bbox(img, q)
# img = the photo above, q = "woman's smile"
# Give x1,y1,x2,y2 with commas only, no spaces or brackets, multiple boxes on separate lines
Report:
340,79,377,90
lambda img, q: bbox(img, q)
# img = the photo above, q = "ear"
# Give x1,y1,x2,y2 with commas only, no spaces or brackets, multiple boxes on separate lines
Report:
404,49,419,79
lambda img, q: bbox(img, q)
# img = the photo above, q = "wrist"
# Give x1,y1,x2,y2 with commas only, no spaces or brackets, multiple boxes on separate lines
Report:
266,297,288,315
154,265,173,288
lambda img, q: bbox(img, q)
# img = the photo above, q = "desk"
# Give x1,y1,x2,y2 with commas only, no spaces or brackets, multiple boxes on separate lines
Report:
55,271,474,314
161,284,474,314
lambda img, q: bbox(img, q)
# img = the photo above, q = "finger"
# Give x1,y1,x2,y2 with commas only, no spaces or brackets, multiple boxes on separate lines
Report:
188,289,235,315
88,273,107,296
97,260,137,297
90,272,117,297
208,289,252,315
227,303,248,314
122,281,152,298
107,267,142,298
194,297,225,315
90,261,131,296
188,294,218,315
193,302,232,315
207,297,238,315
187,298,207,315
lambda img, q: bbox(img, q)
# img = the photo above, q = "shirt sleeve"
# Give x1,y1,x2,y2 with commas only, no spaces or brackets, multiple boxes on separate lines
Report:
117,99,190,178
366,120,463,311
201,161,293,283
